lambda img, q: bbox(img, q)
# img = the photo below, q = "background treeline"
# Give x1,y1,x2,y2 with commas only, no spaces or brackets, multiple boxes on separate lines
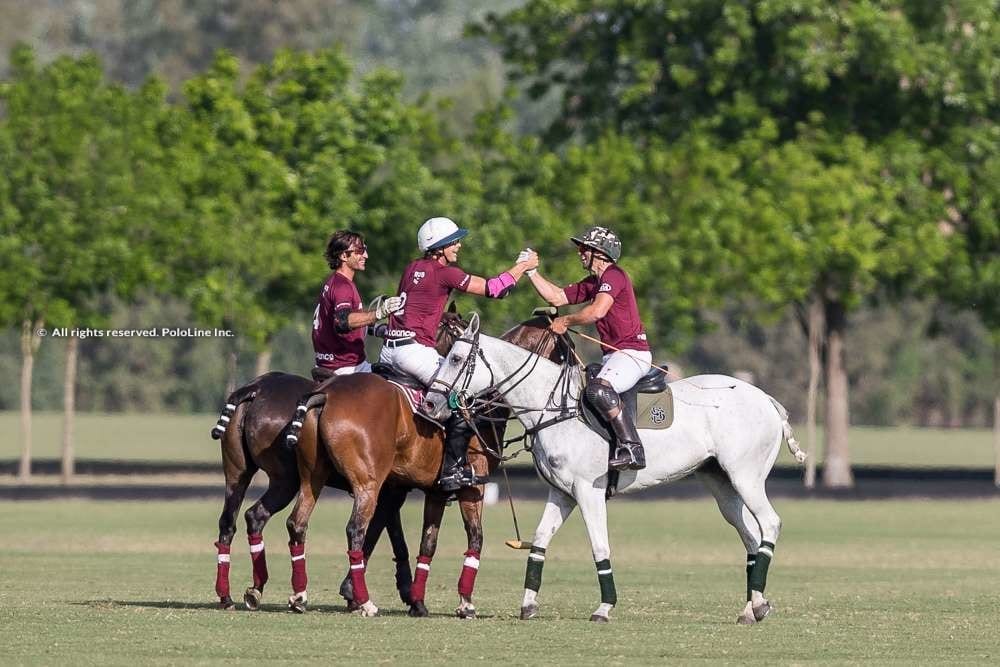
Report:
1,1,998,487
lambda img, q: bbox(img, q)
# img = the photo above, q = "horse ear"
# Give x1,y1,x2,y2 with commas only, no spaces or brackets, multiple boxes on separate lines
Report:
447,301,457,314
464,312,480,336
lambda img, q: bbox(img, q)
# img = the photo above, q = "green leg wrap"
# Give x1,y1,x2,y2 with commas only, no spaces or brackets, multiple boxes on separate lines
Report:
749,541,774,594
595,559,617,606
746,553,756,602
524,546,546,592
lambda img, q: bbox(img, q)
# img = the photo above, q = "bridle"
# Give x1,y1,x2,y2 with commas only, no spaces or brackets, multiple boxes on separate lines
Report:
428,325,584,459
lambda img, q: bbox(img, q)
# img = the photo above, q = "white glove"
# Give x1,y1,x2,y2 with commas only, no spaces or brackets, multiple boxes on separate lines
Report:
517,248,537,276
374,295,404,320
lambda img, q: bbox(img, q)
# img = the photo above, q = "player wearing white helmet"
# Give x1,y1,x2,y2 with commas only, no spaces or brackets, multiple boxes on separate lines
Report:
381,217,538,491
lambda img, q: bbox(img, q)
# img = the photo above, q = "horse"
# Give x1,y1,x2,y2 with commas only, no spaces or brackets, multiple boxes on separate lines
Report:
423,313,807,624
284,330,528,618
208,307,468,611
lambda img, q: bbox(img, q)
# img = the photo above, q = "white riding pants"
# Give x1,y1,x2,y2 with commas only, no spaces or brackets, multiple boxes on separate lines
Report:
379,342,443,386
597,350,652,393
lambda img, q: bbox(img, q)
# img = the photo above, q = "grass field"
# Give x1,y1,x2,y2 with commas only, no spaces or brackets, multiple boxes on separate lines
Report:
0,411,996,469
1,497,998,664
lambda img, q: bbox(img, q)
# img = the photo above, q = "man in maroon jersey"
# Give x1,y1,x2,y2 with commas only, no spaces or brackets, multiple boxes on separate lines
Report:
311,230,402,381
522,226,651,470
380,216,538,491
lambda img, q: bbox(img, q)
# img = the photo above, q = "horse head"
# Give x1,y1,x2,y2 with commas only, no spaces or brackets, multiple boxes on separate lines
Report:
434,301,468,356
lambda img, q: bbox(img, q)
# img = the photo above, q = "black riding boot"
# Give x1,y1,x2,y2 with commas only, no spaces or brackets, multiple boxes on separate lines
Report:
606,410,646,471
439,413,478,492
585,378,646,471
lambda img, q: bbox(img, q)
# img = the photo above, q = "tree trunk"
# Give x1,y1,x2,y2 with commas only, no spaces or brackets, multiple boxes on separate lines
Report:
803,297,824,489
61,335,80,484
993,341,999,487
993,393,999,488
822,299,853,488
225,348,238,396
254,346,272,378
18,318,44,481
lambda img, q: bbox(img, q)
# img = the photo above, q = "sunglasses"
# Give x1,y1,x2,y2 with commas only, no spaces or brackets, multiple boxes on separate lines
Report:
347,244,368,255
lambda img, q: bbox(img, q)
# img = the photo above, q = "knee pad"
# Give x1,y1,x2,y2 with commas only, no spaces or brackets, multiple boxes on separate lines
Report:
584,378,620,413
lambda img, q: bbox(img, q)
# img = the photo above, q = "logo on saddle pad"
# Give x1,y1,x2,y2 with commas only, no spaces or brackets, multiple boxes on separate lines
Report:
636,391,673,430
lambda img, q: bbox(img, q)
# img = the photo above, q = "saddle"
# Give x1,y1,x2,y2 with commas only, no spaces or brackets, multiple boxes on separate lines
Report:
579,363,674,442
371,363,445,430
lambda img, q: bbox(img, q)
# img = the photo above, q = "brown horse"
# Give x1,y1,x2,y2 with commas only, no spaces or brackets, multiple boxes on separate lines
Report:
209,308,468,611
284,318,557,618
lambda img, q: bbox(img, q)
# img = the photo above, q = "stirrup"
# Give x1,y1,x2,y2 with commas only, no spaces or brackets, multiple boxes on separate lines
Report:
609,442,645,471
437,466,484,492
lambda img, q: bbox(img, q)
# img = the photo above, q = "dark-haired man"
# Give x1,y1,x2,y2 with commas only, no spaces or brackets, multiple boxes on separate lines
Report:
311,230,402,381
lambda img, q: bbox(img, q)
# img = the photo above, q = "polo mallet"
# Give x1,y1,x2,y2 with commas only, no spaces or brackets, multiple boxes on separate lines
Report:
502,464,532,549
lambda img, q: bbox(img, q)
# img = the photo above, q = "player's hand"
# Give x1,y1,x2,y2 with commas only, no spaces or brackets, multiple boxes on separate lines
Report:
549,317,569,335
374,295,404,320
517,248,539,275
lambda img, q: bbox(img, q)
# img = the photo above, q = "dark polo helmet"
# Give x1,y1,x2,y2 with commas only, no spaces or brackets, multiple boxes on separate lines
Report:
571,226,622,262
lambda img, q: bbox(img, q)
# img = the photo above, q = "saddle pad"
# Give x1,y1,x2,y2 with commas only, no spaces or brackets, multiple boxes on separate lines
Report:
636,387,674,430
386,380,445,430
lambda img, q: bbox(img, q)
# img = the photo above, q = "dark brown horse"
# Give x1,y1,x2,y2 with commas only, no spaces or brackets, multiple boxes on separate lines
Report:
209,308,468,611
284,318,557,617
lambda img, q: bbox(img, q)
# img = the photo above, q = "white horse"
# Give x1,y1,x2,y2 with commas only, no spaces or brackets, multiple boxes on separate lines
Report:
424,314,806,624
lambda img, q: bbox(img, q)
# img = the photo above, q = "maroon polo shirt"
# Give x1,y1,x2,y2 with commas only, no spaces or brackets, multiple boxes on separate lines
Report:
312,272,365,369
564,264,649,354
387,258,471,347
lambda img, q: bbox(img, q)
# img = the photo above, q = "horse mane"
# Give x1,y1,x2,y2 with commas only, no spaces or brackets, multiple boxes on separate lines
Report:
500,316,574,365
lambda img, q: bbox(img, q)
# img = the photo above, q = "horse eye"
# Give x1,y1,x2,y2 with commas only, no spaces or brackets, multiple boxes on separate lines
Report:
450,354,462,365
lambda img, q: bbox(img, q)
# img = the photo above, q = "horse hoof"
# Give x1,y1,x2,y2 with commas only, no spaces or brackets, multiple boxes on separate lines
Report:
288,592,307,614
345,599,361,612
753,601,772,622
737,601,756,625
408,601,429,617
355,600,379,617
589,613,610,623
218,596,235,611
243,587,262,611
456,606,477,619
519,604,538,620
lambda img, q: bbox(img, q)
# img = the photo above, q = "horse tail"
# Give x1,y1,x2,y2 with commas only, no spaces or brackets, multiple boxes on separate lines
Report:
285,391,327,448
767,395,807,464
210,384,259,440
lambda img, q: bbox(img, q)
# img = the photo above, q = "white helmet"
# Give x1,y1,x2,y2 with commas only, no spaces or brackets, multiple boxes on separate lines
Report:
417,217,468,252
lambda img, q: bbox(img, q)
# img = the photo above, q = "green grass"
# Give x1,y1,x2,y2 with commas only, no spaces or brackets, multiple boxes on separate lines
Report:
1,497,998,664
0,410,995,469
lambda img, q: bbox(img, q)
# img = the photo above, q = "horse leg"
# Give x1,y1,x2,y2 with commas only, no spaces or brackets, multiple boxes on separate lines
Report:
284,470,326,614
696,465,766,625
215,466,255,609
338,486,412,611
241,479,298,611
408,493,447,617
454,485,484,619
520,487,576,620
344,483,382,617
575,486,616,623
724,467,783,624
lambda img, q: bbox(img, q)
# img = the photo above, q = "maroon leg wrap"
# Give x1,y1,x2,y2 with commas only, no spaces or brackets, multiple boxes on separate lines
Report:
289,542,307,594
248,533,268,589
457,549,481,598
410,555,432,602
215,542,231,599
348,550,369,605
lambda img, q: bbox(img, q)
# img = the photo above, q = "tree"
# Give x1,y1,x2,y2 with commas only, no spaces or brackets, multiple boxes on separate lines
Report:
0,46,172,479
478,0,996,486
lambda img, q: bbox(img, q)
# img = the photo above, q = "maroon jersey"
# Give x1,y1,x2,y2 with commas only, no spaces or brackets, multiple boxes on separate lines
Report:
387,258,471,347
564,264,649,354
312,272,365,369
